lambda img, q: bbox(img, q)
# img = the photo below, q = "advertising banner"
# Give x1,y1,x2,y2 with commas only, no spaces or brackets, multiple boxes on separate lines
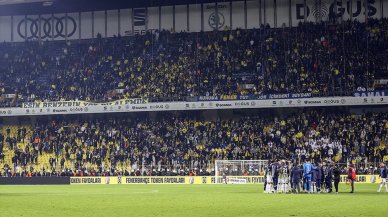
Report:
22,98,148,108
1,96,387,117
353,90,388,97
69,175,381,185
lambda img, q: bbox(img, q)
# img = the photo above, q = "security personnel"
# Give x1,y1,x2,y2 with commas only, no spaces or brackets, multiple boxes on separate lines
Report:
332,163,341,193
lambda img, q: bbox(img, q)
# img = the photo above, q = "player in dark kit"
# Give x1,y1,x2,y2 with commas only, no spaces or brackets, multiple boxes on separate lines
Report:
324,162,333,193
377,162,388,192
312,162,322,193
264,163,272,192
271,160,280,192
290,163,304,193
332,163,341,193
320,162,325,192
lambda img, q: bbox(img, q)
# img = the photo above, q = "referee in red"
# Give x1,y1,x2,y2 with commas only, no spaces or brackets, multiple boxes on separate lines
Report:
347,164,356,193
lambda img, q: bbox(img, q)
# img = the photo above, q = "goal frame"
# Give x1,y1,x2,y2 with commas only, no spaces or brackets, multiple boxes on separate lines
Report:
214,160,269,184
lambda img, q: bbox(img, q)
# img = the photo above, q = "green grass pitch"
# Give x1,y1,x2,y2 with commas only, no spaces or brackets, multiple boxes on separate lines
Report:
0,184,387,217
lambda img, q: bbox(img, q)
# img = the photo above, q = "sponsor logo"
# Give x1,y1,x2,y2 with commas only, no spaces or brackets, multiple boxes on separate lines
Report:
18,16,77,40
150,105,164,109
234,102,250,106
296,1,378,20
131,106,148,110
341,99,346,104
133,8,146,27
215,103,232,107
304,100,322,104
53,109,68,113
70,107,83,112
208,12,225,30
323,99,340,104
251,101,256,106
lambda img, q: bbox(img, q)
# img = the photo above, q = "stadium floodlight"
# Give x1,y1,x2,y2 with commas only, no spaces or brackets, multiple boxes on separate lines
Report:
214,160,268,184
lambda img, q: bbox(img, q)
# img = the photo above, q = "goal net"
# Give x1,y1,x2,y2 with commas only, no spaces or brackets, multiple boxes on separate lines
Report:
214,160,269,184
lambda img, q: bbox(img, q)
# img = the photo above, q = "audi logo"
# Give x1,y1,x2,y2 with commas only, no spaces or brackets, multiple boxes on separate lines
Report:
18,16,77,40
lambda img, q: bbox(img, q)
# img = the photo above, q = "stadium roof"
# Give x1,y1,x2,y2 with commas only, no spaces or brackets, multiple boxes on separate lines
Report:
0,0,245,16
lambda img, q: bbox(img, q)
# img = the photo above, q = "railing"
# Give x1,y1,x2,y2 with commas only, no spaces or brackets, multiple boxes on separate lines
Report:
0,89,366,108
4,156,382,177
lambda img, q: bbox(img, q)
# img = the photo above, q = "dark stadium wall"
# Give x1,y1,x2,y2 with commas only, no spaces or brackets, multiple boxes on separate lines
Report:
0,177,70,185
0,0,386,42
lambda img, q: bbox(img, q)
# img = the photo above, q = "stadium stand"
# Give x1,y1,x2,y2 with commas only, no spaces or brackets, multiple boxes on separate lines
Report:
1,108,386,177
0,18,387,107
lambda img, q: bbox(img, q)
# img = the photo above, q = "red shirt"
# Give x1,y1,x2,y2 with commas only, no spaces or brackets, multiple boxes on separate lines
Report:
348,167,356,180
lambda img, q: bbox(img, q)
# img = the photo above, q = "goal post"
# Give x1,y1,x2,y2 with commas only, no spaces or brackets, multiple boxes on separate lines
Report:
214,160,269,184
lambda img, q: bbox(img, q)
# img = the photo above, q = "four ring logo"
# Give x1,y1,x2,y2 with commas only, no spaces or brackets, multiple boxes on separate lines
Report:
18,16,77,40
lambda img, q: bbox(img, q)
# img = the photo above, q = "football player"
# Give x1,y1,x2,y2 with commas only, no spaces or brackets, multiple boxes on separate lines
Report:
377,162,388,193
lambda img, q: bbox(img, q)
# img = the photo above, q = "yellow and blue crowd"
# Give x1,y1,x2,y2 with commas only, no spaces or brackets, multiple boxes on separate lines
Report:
0,19,387,107
0,109,387,177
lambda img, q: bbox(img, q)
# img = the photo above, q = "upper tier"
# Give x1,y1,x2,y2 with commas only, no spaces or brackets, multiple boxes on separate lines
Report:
0,19,387,108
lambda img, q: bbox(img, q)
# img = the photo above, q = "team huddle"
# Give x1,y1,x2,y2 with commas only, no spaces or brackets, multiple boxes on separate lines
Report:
264,159,388,194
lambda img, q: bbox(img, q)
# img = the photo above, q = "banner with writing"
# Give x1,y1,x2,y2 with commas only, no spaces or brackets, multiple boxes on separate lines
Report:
69,175,380,185
22,98,148,108
353,90,387,97
195,93,313,101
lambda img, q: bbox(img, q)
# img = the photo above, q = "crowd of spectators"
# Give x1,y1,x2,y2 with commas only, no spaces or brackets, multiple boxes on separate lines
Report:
1,108,387,177
0,18,387,107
